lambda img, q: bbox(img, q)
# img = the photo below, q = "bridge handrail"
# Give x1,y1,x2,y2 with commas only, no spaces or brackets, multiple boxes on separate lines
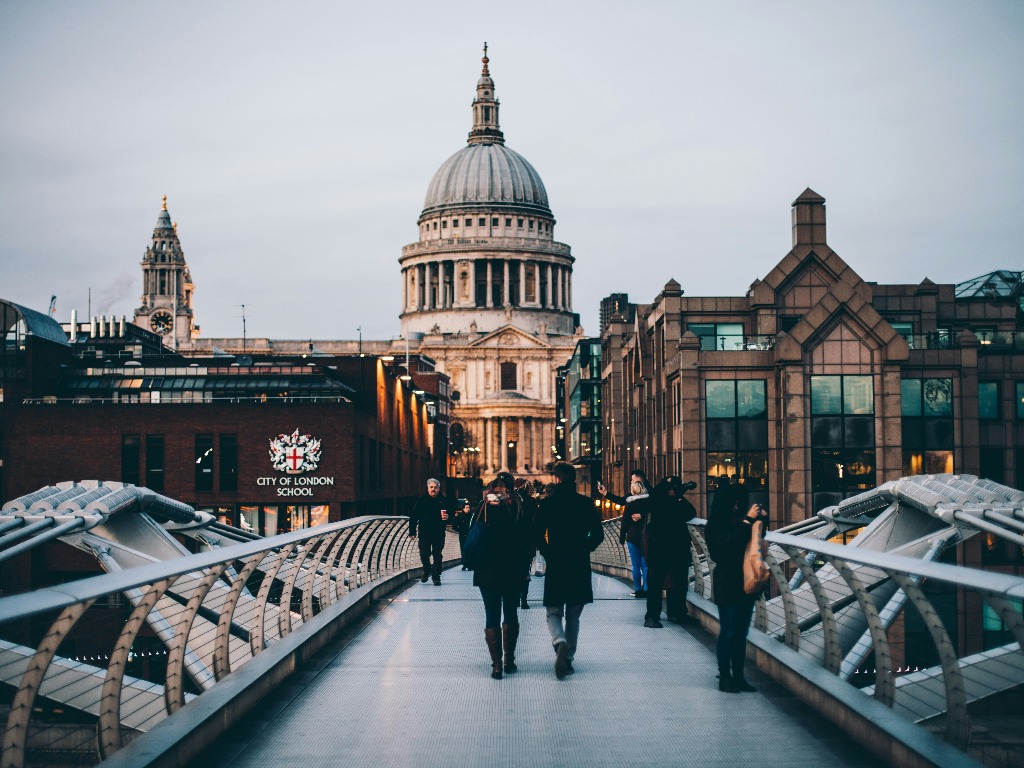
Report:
592,515,1023,765
0,515,408,619
0,515,459,768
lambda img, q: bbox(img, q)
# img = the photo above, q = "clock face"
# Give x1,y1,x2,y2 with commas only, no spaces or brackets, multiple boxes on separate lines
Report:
150,311,173,335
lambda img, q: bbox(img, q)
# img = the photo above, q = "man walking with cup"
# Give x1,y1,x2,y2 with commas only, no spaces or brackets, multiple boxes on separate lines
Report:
409,478,449,585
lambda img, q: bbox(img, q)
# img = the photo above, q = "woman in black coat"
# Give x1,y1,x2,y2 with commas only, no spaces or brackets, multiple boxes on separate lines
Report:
643,476,697,628
704,478,768,693
472,471,533,679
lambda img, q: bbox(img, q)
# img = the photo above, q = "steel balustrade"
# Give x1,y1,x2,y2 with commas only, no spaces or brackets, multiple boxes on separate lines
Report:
0,517,459,768
591,516,1024,762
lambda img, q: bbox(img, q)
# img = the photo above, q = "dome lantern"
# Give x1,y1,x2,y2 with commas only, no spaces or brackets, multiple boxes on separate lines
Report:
469,42,503,146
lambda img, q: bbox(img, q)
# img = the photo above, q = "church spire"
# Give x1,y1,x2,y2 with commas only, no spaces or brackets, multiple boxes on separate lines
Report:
468,43,503,146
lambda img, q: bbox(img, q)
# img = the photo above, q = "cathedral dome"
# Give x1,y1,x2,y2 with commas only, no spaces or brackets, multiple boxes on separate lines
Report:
421,143,550,217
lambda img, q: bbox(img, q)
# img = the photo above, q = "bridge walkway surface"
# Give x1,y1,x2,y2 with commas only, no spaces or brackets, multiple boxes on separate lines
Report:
195,568,875,768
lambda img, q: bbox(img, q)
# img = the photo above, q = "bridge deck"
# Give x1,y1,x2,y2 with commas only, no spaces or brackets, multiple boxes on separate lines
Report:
198,569,875,768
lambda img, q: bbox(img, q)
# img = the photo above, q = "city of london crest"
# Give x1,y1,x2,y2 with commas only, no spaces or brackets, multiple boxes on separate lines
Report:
269,429,322,474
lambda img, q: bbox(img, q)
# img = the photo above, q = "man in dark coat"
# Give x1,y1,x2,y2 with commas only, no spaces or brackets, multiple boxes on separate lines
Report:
536,461,604,678
643,476,697,627
408,478,449,585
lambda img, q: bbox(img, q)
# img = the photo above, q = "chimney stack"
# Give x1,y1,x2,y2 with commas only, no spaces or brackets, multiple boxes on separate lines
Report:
791,188,827,247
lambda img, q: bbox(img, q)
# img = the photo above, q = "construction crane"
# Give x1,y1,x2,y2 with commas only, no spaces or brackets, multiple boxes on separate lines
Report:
48,296,56,317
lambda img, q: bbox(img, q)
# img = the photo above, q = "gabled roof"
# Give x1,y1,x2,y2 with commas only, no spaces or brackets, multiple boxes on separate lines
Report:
467,325,552,348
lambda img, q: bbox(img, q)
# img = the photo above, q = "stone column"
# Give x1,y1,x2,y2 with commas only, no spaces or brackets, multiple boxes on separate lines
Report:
546,264,553,308
555,267,563,310
503,260,510,306
566,270,572,310
425,262,433,309
486,261,494,307
516,417,525,471
518,260,526,307
483,417,492,472
500,418,508,471
534,263,541,307
526,417,534,471
445,261,452,308
469,260,477,307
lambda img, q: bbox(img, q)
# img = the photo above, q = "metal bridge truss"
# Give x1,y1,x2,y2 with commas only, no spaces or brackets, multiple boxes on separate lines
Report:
0,486,459,768
592,473,1024,765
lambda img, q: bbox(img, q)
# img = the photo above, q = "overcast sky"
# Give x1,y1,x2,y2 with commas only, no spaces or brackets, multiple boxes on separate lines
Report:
2,1,1022,341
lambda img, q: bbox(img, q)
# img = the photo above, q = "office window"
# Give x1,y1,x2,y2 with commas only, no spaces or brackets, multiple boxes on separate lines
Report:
979,382,999,420
1017,383,1024,419
980,446,1004,483
122,435,141,485
705,380,768,500
195,434,214,493
491,217,499,227
902,378,954,476
146,435,165,492
891,322,914,349
689,322,745,351
811,376,876,511
505,218,512,227
220,434,238,492
779,316,801,334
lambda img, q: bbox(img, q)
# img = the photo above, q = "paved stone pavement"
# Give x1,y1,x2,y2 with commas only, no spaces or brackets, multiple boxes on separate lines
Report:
198,568,877,768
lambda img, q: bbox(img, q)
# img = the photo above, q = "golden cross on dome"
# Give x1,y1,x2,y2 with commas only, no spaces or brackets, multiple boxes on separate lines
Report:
161,195,168,211
482,42,489,75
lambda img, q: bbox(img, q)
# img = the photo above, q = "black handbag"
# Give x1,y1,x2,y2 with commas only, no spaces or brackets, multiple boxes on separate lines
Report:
462,504,492,571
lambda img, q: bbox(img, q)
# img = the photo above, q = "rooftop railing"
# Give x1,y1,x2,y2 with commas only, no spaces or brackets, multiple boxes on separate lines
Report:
401,237,572,257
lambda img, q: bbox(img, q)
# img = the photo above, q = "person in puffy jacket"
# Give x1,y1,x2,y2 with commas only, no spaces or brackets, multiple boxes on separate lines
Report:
598,469,651,598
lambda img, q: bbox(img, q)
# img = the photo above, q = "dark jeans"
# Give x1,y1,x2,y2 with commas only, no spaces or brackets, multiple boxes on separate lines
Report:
479,586,520,629
418,536,444,580
646,565,689,620
717,600,755,677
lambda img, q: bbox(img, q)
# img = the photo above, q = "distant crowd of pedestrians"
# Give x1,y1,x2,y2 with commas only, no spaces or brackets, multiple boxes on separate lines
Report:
407,463,768,692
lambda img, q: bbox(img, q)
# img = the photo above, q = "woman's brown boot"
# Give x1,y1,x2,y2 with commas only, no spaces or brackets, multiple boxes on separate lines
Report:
502,622,519,673
485,628,503,679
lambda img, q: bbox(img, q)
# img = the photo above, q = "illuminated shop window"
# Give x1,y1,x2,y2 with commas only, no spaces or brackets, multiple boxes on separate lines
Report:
811,375,876,511
705,380,768,504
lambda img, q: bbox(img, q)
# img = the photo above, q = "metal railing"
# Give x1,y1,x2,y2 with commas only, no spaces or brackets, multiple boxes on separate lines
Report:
697,334,776,351
591,516,1024,767
0,518,459,768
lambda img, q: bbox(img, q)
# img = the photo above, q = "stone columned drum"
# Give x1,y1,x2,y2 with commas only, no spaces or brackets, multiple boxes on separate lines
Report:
399,47,581,483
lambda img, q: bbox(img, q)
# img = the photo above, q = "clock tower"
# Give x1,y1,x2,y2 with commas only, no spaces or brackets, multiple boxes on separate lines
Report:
133,196,198,346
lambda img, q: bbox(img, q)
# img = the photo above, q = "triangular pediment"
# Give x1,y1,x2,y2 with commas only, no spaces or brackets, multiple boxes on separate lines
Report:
468,325,552,348
750,247,870,309
775,283,909,364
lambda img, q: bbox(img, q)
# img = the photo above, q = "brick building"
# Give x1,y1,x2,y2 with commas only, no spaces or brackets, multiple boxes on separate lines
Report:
0,300,441,534
599,189,1024,536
